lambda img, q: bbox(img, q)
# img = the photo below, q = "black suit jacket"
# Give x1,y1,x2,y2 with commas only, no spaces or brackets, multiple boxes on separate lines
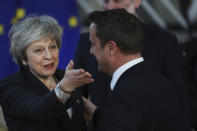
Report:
93,62,191,131
74,24,189,110
0,66,86,131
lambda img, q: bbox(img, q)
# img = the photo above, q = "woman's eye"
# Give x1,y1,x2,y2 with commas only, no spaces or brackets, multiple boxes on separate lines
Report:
34,48,42,53
50,45,57,49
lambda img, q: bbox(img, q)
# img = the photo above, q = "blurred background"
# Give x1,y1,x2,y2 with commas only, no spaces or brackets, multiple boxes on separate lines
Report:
77,0,197,42
0,0,197,130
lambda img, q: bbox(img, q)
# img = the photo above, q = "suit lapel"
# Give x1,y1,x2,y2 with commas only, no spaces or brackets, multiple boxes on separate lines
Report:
20,66,50,96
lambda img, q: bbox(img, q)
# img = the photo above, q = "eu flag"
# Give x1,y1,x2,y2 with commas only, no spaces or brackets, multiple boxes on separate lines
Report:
0,0,18,80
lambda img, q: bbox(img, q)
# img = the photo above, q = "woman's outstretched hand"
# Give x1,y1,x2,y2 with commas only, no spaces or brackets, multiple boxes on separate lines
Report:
59,60,94,93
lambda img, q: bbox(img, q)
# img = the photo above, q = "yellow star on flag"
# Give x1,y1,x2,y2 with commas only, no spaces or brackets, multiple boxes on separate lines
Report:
11,8,26,24
68,16,78,28
0,24,4,35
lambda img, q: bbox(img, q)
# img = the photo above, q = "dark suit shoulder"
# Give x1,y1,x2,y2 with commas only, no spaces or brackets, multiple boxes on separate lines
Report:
0,72,25,104
142,24,178,48
142,24,176,38
0,72,23,86
115,62,173,95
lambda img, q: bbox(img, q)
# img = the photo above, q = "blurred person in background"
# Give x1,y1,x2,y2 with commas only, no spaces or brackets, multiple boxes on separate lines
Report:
0,15,94,131
184,37,197,130
74,0,190,125
179,0,191,23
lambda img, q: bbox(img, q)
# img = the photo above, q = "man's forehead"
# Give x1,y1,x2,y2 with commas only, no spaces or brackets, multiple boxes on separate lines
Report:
89,23,97,40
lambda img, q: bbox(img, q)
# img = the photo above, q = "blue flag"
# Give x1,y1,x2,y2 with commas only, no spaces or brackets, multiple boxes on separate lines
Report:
0,0,18,80
19,0,80,69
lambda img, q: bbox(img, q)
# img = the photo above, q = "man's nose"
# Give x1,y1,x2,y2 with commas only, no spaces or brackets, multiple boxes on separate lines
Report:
90,46,94,55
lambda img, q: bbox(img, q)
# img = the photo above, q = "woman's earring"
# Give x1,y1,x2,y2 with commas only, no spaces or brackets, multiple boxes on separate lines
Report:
22,61,27,66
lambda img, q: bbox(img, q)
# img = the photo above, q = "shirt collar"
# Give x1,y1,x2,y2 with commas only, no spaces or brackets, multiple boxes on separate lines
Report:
110,57,144,90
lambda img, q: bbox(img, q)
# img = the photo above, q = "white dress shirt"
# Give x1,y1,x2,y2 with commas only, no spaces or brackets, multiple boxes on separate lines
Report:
110,57,144,90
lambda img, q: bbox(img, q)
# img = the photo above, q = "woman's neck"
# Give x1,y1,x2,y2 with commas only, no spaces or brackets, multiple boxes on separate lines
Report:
40,76,58,90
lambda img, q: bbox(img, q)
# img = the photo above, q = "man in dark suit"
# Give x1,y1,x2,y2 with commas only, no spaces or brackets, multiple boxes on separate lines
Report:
74,0,189,112
82,9,191,131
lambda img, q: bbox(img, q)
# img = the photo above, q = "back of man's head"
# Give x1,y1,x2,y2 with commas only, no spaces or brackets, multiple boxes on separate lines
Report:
86,8,143,55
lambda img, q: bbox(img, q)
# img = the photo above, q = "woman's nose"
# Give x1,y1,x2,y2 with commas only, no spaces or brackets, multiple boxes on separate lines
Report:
45,49,52,59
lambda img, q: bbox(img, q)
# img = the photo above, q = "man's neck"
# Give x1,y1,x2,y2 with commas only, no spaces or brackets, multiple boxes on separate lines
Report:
110,53,141,75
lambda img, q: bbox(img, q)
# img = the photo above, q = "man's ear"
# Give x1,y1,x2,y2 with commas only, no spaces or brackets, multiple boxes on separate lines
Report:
105,40,118,57
135,0,142,9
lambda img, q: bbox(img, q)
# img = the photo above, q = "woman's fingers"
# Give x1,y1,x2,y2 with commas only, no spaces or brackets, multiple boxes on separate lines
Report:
66,60,74,70
71,73,94,86
76,72,92,80
60,65,94,92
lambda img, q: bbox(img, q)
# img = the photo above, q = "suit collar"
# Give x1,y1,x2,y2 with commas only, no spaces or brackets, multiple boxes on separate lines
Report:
111,57,144,90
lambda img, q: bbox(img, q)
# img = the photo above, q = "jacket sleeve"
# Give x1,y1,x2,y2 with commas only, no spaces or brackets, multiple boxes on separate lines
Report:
0,80,68,122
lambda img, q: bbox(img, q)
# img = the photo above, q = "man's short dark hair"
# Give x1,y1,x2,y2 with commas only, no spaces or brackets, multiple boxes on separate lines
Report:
86,8,143,54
